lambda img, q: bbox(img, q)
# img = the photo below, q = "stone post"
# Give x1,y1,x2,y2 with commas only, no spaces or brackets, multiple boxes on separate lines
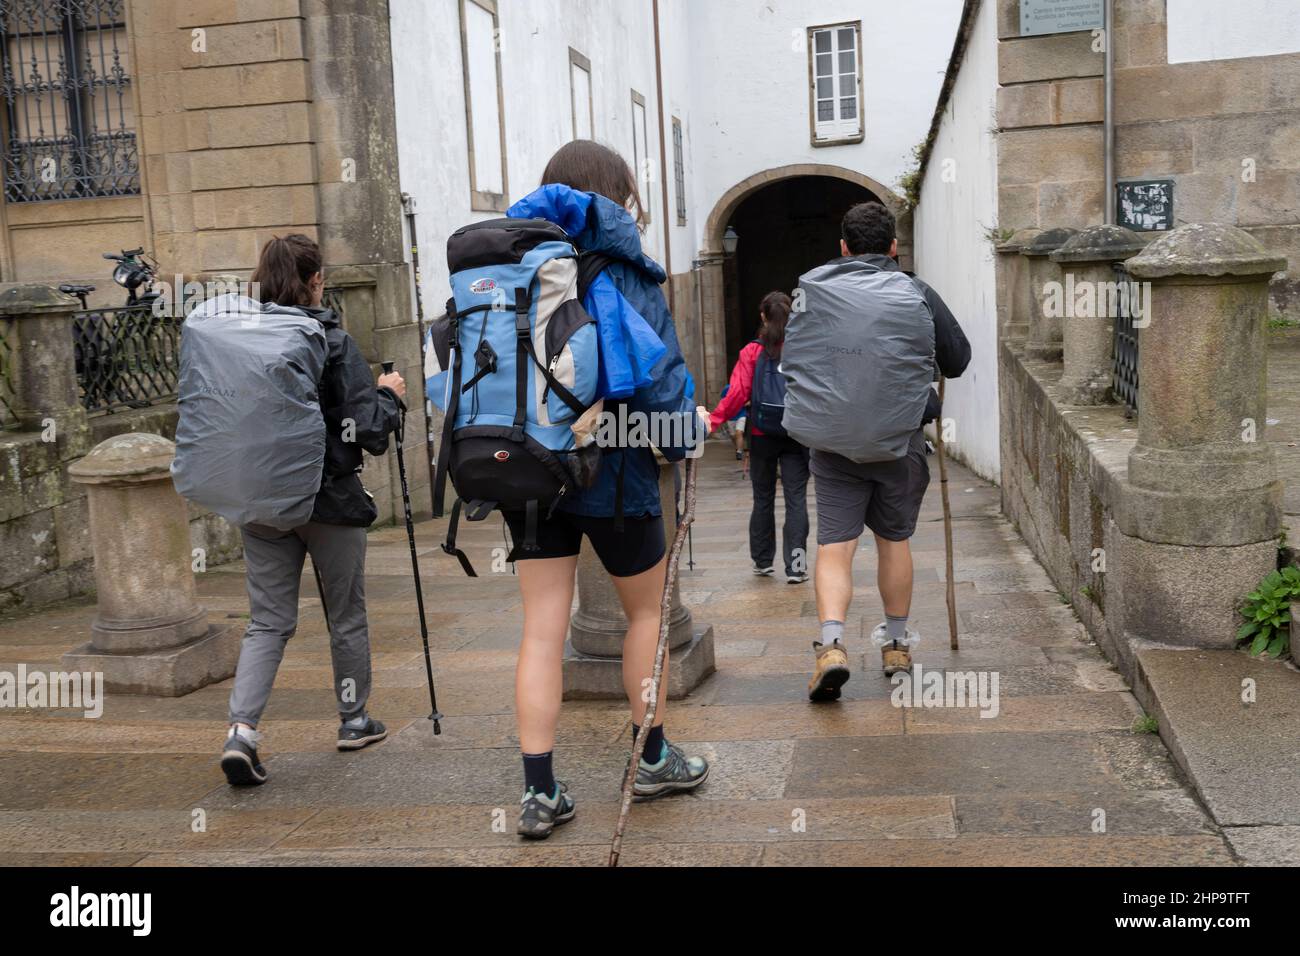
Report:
1050,225,1148,404
995,228,1041,342
563,463,715,699
63,433,240,695
0,284,90,455
1118,223,1285,646
1021,227,1078,361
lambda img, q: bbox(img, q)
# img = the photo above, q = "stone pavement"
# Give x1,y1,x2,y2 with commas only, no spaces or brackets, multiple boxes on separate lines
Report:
0,443,1239,866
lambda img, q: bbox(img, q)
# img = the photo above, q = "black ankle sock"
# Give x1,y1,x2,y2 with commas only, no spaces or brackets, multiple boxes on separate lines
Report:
522,751,556,796
631,724,666,764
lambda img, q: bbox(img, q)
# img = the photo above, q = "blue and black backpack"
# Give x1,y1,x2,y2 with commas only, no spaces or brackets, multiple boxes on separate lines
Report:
426,218,613,575
750,344,788,438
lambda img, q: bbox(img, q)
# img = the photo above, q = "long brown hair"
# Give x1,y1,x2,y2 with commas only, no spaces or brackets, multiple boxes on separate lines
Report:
541,140,645,227
758,291,792,359
251,233,321,308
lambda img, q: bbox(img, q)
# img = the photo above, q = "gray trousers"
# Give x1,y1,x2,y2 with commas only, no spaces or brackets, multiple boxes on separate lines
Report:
229,521,372,727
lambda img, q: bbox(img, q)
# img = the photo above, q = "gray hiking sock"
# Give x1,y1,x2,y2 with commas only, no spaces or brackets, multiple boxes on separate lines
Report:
819,620,845,647
886,614,909,643
342,713,368,730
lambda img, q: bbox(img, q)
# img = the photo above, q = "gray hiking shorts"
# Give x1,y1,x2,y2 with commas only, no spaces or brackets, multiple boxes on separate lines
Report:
812,430,930,544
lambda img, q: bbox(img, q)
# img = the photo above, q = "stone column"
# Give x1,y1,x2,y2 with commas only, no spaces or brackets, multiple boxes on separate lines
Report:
563,463,715,699
63,433,240,696
1118,223,1285,647
0,284,91,455
995,228,1041,342
1050,225,1148,404
1021,227,1078,361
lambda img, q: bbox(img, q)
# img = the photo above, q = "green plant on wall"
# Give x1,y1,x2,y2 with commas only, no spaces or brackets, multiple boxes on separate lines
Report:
1237,566,1299,658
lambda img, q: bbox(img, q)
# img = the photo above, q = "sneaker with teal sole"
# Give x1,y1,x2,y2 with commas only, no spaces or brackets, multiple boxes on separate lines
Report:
633,740,709,801
517,782,576,839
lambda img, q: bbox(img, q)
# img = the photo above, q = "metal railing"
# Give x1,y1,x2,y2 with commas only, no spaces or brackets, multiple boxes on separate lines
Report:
0,0,139,203
73,303,179,414
1111,261,1139,417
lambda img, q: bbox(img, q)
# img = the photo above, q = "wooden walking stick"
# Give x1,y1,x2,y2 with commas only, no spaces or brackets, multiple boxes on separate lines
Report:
609,455,699,867
935,378,959,650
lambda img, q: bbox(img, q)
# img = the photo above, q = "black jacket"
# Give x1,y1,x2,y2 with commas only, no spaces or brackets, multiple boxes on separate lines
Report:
304,306,403,527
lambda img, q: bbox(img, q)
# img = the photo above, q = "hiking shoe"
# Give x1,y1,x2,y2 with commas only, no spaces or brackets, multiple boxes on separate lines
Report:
221,728,268,786
752,563,775,576
517,782,576,839
870,623,920,676
808,640,851,702
881,641,913,676
337,715,387,751
786,572,809,584
633,741,709,801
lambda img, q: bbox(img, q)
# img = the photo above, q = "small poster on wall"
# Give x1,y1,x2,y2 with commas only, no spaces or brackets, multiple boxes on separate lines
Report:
1116,180,1175,232
1019,0,1104,37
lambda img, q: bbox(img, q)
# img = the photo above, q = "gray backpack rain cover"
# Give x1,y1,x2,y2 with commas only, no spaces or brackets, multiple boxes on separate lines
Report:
781,260,935,463
171,294,328,530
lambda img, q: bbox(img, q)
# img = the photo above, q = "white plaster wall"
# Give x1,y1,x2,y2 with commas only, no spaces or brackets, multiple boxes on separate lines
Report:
913,0,1000,482
682,0,964,249
390,0,666,313
1166,0,1300,63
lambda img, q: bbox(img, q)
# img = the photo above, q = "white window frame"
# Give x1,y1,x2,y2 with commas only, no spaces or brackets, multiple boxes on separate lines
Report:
630,89,651,224
569,48,593,140
807,21,864,146
459,0,509,212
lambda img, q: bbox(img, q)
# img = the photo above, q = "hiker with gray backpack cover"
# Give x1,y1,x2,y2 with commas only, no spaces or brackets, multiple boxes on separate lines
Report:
172,234,406,786
782,202,970,700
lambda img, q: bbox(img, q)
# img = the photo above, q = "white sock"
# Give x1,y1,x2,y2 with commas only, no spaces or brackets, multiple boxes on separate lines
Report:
819,620,845,646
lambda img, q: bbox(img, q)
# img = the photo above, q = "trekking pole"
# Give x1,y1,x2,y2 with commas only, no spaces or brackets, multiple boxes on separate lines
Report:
935,378,959,651
609,455,698,867
383,359,443,734
402,193,439,515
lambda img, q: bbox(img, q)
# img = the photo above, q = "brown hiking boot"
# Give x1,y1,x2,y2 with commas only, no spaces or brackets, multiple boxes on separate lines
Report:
881,641,913,676
808,641,851,702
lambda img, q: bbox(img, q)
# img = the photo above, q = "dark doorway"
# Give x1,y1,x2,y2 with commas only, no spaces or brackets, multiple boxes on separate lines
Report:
722,176,881,372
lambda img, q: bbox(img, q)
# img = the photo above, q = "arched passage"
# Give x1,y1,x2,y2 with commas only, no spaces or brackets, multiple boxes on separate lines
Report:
695,164,911,405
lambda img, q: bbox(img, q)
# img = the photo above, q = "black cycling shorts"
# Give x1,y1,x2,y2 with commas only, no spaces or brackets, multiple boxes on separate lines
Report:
503,510,666,578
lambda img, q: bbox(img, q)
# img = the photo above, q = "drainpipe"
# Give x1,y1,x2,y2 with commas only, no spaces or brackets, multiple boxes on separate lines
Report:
652,0,675,313
1103,0,1115,223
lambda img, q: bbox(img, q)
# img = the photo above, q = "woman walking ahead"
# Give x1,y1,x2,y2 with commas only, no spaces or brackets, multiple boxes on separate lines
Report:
217,235,406,786
708,292,811,583
497,142,709,838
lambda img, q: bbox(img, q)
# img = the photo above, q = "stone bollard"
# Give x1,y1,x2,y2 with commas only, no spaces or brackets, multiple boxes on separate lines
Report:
1118,223,1285,647
0,284,91,455
1050,225,1148,404
995,228,1041,342
62,433,240,695
1021,227,1078,361
563,463,715,699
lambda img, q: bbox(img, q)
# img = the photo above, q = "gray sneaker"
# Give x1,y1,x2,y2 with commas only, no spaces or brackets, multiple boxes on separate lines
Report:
633,741,709,801
517,782,576,839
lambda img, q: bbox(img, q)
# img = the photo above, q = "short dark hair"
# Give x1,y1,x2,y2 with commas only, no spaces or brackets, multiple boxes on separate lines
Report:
841,202,896,256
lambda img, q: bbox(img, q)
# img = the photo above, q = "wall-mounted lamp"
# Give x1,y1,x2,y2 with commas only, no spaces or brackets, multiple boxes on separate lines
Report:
721,226,740,256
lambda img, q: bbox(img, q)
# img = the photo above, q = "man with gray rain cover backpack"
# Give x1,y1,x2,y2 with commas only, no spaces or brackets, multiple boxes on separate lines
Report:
780,202,970,701
171,234,406,786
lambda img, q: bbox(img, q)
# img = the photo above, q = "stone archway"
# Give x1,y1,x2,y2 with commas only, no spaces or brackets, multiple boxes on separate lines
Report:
695,163,911,405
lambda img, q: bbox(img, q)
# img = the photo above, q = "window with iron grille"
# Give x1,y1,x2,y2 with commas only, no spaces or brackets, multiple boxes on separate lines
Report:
0,0,139,203
672,116,685,226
